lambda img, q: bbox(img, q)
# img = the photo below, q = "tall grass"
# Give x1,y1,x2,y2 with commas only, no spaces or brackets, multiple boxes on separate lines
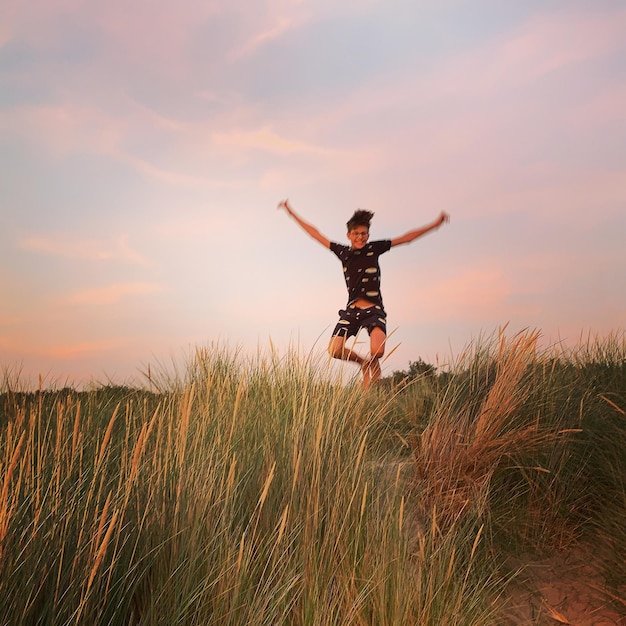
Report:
0,346,496,625
408,329,626,619
0,331,624,624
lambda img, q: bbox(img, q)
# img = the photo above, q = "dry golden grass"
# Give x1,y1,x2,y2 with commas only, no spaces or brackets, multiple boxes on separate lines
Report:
0,332,624,624
410,330,580,530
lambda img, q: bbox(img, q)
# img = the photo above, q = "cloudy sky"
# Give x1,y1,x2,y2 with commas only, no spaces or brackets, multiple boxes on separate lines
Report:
1,0,625,386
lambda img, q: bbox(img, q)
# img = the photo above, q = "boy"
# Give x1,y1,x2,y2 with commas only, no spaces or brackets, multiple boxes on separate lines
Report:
277,199,449,388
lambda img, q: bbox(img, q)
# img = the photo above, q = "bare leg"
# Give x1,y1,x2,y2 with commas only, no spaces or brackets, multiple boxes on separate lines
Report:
328,329,386,389
328,335,365,366
364,327,386,388
329,334,374,385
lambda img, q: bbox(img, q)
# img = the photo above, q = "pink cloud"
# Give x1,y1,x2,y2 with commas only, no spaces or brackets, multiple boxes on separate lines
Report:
228,15,296,61
115,151,235,188
212,126,337,155
307,4,626,134
19,233,149,265
44,340,124,360
300,6,626,223
502,8,626,79
0,333,117,359
0,104,120,155
489,168,626,224
566,83,626,130
391,266,533,324
1,0,217,71
429,6,626,98
64,282,163,306
2,89,363,189
0,103,239,187
226,0,389,62
0,22,10,47
152,213,236,238
259,167,325,190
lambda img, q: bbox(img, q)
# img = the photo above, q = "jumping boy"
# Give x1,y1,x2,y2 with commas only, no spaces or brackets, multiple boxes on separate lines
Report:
277,199,450,388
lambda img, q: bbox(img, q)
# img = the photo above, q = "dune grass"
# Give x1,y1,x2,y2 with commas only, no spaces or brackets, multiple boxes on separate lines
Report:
0,331,624,625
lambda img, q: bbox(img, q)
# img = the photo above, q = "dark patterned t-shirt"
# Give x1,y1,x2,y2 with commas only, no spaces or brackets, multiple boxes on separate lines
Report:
330,240,392,309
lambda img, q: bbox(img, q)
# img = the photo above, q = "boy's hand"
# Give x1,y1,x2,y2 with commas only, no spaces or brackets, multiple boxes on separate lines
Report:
438,211,450,226
277,199,292,214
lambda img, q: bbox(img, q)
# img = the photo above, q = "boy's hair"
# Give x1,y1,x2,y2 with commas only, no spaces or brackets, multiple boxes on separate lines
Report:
346,209,374,231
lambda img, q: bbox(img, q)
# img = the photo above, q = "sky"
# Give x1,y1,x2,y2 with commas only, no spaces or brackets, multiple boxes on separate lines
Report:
1,0,625,387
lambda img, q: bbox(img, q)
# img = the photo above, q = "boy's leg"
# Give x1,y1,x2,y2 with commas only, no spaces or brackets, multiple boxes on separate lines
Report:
328,334,365,365
363,326,386,387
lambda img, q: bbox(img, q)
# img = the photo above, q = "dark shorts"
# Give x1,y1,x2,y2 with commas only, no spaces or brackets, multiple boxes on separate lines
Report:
331,305,387,339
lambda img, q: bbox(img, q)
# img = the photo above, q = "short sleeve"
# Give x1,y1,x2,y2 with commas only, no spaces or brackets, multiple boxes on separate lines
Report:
330,241,349,259
370,240,392,255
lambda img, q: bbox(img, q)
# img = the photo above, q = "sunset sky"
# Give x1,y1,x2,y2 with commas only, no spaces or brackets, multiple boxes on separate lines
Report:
1,0,625,387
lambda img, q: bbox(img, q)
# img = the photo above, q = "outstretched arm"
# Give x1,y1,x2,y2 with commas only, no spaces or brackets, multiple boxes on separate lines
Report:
277,199,331,248
391,211,450,247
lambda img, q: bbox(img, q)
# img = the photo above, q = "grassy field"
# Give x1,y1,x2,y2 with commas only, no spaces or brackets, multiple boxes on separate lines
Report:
1,331,625,625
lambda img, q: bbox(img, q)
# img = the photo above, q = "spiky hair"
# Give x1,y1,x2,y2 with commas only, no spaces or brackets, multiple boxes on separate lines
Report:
346,209,374,231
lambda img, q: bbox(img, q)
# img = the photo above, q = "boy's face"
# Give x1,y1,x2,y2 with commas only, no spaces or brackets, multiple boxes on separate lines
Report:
347,227,369,249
